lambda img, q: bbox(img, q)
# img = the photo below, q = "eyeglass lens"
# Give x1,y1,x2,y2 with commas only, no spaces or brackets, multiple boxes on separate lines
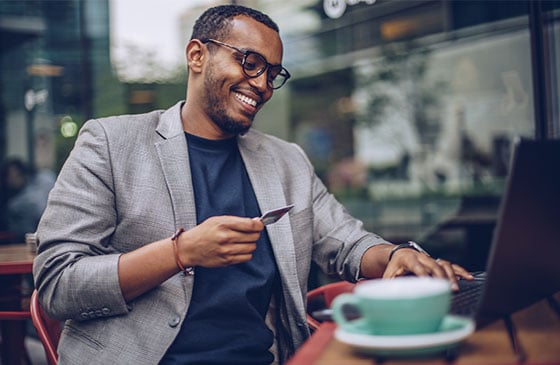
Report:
243,52,288,89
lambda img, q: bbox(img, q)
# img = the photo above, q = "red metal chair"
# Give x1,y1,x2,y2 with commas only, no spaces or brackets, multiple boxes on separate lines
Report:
30,290,61,365
306,281,355,331
0,275,32,365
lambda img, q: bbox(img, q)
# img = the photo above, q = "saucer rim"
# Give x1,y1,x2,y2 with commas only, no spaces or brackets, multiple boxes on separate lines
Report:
334,314,475,350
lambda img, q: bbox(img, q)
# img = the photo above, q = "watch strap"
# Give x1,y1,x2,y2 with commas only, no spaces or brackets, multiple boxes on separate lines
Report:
388,241,431,261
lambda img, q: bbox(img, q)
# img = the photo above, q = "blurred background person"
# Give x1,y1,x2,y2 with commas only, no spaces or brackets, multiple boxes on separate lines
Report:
0,158,55,243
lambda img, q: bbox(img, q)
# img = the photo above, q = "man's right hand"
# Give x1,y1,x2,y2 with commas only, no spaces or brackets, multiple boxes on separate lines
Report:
118,216,264,301
177,216,264,268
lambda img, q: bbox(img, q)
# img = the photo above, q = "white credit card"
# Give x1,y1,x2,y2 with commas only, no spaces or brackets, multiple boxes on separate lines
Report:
260,204,294,225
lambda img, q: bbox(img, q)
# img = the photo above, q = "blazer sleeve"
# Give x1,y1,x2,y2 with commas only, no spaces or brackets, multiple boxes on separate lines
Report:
33,119,130,321
295,144,390,281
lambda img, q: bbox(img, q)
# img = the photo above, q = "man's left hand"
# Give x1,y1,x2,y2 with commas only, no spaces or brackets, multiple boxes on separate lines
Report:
383,248,473,290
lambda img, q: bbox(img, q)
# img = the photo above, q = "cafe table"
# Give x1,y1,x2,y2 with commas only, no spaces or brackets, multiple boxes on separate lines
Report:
0,243,36,365
288,292,560,365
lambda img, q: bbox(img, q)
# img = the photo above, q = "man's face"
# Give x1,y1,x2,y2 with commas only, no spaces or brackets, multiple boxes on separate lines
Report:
201,16,284,136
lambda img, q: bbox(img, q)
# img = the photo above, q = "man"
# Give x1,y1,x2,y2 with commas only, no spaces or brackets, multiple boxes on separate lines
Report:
33,5,472,365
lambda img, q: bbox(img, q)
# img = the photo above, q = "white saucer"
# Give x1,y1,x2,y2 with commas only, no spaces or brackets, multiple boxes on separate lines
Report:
334,315,475,357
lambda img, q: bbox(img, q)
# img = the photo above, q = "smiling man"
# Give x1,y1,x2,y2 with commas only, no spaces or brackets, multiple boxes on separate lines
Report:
33,5,471,365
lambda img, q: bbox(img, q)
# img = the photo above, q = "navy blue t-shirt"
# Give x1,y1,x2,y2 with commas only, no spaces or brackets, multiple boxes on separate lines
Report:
160,133,278,365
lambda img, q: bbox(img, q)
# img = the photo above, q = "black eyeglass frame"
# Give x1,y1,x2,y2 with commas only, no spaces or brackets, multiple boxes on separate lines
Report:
201,38,291,90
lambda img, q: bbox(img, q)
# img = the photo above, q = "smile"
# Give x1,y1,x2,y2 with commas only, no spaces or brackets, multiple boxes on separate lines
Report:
235,92,257,107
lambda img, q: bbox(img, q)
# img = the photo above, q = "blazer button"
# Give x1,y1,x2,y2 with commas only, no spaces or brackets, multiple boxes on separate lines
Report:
168,316,181,328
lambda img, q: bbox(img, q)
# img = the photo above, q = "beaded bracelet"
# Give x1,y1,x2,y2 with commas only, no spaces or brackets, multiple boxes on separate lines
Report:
171,227,194,276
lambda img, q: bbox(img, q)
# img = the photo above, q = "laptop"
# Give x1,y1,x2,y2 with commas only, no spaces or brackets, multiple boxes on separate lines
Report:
450,138,560,328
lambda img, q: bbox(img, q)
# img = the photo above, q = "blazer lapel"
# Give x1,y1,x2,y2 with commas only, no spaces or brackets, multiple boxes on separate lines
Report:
238,132,306,317
154,102,197,230
154,103,197,298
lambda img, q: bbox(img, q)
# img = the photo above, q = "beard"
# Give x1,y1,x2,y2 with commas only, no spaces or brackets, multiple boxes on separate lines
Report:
203,67,253,136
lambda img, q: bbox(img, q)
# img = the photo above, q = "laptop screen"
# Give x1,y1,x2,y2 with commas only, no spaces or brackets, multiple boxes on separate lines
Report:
476,138,560,325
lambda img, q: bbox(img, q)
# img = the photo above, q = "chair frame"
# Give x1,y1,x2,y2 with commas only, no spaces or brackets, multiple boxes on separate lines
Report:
306,281,355,331
30,290,61,365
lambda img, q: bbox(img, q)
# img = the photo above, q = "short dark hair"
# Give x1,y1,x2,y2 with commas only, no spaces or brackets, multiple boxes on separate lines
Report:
190,5,279,42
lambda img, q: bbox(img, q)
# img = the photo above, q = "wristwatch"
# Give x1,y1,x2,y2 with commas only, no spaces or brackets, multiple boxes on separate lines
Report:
388,241,431,261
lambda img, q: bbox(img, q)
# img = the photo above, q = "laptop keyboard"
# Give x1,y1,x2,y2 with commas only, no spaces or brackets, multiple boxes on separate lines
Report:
450,271,486,316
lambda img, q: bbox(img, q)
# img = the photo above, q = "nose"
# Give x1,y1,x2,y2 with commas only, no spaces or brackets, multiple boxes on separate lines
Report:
248,70,272,93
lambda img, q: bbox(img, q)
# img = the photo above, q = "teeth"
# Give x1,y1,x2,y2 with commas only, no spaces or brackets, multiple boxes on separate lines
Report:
235,93,257,107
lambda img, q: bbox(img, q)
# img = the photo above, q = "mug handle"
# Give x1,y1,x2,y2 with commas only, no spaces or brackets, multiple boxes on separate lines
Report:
331,293,368,333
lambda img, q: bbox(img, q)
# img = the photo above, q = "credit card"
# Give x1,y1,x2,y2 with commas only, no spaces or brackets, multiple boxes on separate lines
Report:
259,204,294,225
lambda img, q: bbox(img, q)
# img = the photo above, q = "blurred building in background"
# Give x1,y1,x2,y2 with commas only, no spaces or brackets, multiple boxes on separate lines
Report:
0,0,123,173
0,0,558,272
257,0,559,274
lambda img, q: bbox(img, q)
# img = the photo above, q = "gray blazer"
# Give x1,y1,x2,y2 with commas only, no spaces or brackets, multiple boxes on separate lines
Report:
33,101,387,364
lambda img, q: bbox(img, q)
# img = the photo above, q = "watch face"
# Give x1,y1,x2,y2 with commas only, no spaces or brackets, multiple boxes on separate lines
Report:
410,242,421,251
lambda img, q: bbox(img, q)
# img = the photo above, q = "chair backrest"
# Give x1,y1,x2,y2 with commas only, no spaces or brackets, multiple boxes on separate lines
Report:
30,290,61,365
306,281,355,331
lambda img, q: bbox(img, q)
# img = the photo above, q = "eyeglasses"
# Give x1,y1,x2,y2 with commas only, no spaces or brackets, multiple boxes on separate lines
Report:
201,38,291,90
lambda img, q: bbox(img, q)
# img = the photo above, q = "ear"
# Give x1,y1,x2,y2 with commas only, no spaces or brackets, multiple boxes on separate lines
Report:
186,39,205,73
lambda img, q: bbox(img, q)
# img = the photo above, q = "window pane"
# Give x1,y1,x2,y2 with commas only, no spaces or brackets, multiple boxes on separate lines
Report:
274,1,537,271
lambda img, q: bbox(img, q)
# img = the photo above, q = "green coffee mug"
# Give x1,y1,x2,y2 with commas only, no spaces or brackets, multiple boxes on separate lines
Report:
332,277,451,335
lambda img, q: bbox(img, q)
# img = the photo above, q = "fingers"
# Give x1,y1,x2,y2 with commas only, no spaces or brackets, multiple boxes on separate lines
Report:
178,215,265,268
383,250,473,291
201,216,263,244
211,215,264,233
431,258,459,290
432,259,474,291
450,263,474,280
382,265,407,279
384,249,434,279
216,245,257,265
